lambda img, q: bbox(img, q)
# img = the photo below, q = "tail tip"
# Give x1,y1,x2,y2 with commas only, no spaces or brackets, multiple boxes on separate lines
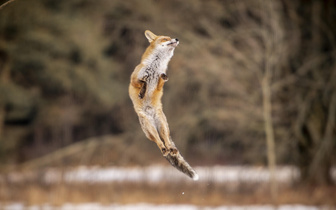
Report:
192,173,199,181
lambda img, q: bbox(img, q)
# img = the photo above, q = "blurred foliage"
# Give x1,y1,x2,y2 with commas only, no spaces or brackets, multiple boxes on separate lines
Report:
0,0,335,185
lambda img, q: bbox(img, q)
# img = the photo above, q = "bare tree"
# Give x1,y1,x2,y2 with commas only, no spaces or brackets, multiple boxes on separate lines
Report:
258,0,286,200
276,0,336,186
0,51,10,140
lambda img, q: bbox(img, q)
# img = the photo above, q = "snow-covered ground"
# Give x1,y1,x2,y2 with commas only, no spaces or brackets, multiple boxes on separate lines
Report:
0,203,329,210
45,165,301,184
1,166,335,210
3,165,336,184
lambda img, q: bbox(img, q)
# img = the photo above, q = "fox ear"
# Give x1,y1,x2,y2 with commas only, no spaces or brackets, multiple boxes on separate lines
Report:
145,30,157,43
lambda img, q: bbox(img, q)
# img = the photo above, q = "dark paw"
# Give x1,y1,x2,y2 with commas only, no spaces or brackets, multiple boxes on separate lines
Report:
161,148,169,156
138,92,144,99
169,147,179,156
138,81,146,99
161,73,168,81
138,87,146,99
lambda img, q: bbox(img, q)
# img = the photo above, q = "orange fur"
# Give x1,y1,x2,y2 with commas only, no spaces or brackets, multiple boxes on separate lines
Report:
128,30,198,180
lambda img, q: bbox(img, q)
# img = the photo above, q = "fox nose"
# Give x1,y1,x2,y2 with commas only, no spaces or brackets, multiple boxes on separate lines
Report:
175,38,179,42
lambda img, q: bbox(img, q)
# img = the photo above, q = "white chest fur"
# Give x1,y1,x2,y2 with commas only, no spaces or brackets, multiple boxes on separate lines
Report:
138,49,174,94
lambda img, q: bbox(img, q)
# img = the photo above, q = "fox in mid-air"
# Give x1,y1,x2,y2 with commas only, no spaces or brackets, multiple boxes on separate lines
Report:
129,30,198,180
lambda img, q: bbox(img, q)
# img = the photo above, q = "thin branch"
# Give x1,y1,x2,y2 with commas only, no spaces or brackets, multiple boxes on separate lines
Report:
0,0,16,10
18,135,122,170
271,51,336,93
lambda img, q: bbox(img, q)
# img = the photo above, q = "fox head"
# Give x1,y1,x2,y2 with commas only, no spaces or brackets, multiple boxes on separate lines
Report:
145,30,179,50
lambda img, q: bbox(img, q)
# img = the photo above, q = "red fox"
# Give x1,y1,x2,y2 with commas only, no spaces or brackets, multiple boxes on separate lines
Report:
129,30,198,180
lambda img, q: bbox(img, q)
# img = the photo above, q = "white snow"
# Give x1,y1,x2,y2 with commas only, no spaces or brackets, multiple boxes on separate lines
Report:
3,165,335,184
1,166,334,210
0,203,327,210
42,165,301,184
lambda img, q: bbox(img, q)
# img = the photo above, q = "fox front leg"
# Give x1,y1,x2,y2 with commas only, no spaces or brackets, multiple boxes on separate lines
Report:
137,70,150,99
139,74,167,98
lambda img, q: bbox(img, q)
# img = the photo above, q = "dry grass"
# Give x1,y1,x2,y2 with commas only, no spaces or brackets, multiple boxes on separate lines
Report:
1,180,335,207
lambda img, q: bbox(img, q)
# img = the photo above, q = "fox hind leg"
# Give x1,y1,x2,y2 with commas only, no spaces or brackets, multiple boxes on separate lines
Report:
155,110,178,156
138,112,169,156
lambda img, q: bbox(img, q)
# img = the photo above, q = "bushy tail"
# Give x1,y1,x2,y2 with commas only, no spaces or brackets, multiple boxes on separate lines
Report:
164,152,199,181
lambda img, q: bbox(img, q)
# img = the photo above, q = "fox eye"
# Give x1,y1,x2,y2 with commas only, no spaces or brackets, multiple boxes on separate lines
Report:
162,38,168,42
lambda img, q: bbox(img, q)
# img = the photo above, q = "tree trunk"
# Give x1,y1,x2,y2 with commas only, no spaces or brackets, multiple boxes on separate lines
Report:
308,92,336,185
0,104,5,139
0,52,10,141
262,74,278,201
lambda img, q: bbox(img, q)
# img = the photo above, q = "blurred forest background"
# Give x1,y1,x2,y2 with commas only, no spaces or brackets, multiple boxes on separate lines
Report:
0,0,335,190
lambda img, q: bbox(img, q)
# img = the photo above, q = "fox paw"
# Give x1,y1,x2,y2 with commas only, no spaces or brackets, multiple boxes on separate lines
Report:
161,73,168,81
161,148,169,156
168,147,179,156
138,92,144,99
